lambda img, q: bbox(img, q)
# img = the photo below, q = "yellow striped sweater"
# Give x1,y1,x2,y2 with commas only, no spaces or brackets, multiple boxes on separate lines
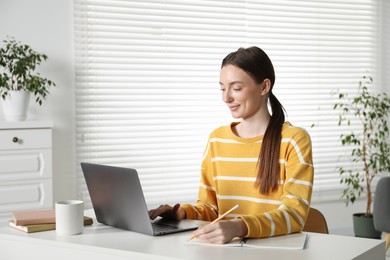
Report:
181,121,314,238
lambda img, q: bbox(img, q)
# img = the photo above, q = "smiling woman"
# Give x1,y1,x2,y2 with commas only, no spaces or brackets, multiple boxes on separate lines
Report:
149,46,314,244
74,0,381,214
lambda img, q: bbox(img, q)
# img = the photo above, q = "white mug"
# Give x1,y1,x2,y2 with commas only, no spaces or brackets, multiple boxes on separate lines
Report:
55,200,84,235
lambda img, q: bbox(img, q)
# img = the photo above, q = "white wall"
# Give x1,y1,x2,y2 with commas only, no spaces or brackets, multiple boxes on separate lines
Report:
0,0,382,236
0,0,77,202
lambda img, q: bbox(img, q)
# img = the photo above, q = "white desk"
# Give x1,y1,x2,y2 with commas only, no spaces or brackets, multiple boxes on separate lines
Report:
0,211,385,260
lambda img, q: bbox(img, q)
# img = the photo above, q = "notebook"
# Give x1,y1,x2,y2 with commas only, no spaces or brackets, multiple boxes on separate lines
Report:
186,232,308,250
81,162,204,236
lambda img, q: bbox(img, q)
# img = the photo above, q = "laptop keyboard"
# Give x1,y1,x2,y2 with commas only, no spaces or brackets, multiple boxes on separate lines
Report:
152,222,178,233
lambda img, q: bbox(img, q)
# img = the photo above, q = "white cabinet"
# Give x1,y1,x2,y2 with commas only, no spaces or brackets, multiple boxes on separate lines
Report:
0,121,53,224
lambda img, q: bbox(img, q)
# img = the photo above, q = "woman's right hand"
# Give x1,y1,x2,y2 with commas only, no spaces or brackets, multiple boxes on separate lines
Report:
148,203,185,220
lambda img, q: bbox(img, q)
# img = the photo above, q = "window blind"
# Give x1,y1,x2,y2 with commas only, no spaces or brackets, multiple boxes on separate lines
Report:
74,0,380,208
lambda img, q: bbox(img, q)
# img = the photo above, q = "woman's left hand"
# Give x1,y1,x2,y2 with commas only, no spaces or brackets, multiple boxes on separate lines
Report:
191,218,248,244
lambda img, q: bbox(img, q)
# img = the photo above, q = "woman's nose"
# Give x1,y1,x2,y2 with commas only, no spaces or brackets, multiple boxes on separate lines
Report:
222,90,233,103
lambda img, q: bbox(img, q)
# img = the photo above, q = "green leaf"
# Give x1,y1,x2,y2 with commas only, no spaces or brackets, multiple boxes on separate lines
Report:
0,36,56,104
329,74,390,214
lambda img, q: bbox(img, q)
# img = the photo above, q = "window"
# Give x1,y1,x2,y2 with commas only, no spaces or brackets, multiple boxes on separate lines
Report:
74,0,380,208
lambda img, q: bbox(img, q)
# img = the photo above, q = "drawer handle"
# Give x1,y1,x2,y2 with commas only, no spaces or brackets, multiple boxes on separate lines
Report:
12,137,19,143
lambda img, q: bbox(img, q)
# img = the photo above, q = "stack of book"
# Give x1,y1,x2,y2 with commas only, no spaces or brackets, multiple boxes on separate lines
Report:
9,209,93,233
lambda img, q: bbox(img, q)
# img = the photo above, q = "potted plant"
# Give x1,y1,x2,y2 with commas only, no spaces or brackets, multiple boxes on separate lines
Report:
333,75,390,238
0,36,55,121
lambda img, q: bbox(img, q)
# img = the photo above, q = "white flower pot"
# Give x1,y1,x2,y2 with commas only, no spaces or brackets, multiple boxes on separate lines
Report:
0,90,31,121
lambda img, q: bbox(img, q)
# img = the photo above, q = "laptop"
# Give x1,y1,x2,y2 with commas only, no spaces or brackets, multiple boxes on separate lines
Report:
81,162,205,236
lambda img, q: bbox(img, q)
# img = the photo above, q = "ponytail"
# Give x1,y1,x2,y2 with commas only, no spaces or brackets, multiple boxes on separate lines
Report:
256,92,285,194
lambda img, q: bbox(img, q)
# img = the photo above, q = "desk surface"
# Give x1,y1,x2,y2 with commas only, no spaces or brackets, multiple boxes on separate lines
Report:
0,211,386,260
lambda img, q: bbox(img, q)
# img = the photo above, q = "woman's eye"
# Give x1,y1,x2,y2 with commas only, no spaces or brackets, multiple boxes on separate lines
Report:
233,88,241,91
220,88,225,92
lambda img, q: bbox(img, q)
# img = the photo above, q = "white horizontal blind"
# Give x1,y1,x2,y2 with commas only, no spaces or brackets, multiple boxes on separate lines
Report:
74,0,379,208
382,0,390,89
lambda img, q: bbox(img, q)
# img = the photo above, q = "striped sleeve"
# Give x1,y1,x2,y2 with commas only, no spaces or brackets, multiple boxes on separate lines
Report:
181,139,219,221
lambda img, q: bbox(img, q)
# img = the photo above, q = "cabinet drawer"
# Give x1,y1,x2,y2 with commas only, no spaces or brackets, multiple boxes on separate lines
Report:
0,179,53,223
0,149,52,181
0,129,52,150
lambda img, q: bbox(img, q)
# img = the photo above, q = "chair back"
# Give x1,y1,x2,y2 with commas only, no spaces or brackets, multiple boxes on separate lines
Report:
303,207,329,234
373,176,390,252
374,176,390,232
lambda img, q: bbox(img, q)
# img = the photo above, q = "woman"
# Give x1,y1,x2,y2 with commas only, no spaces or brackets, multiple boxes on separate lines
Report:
149,46,314,244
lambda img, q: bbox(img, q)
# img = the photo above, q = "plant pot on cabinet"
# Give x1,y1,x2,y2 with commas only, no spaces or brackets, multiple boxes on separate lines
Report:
353,213,382,239
0,90,31,121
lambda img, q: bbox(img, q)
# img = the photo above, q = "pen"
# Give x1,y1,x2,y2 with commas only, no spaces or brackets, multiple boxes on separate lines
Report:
187,204,240,241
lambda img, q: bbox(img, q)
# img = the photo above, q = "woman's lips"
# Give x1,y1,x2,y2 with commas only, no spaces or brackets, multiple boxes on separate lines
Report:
228,105,239,111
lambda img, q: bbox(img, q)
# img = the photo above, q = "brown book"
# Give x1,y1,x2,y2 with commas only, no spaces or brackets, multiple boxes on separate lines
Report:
12,209,56,226
9,216,93,233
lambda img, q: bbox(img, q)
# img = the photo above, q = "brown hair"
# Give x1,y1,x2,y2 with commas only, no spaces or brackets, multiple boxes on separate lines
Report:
221,47,285,194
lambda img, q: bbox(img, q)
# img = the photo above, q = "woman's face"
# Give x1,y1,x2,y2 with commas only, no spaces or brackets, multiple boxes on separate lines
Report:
219,64,269,120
